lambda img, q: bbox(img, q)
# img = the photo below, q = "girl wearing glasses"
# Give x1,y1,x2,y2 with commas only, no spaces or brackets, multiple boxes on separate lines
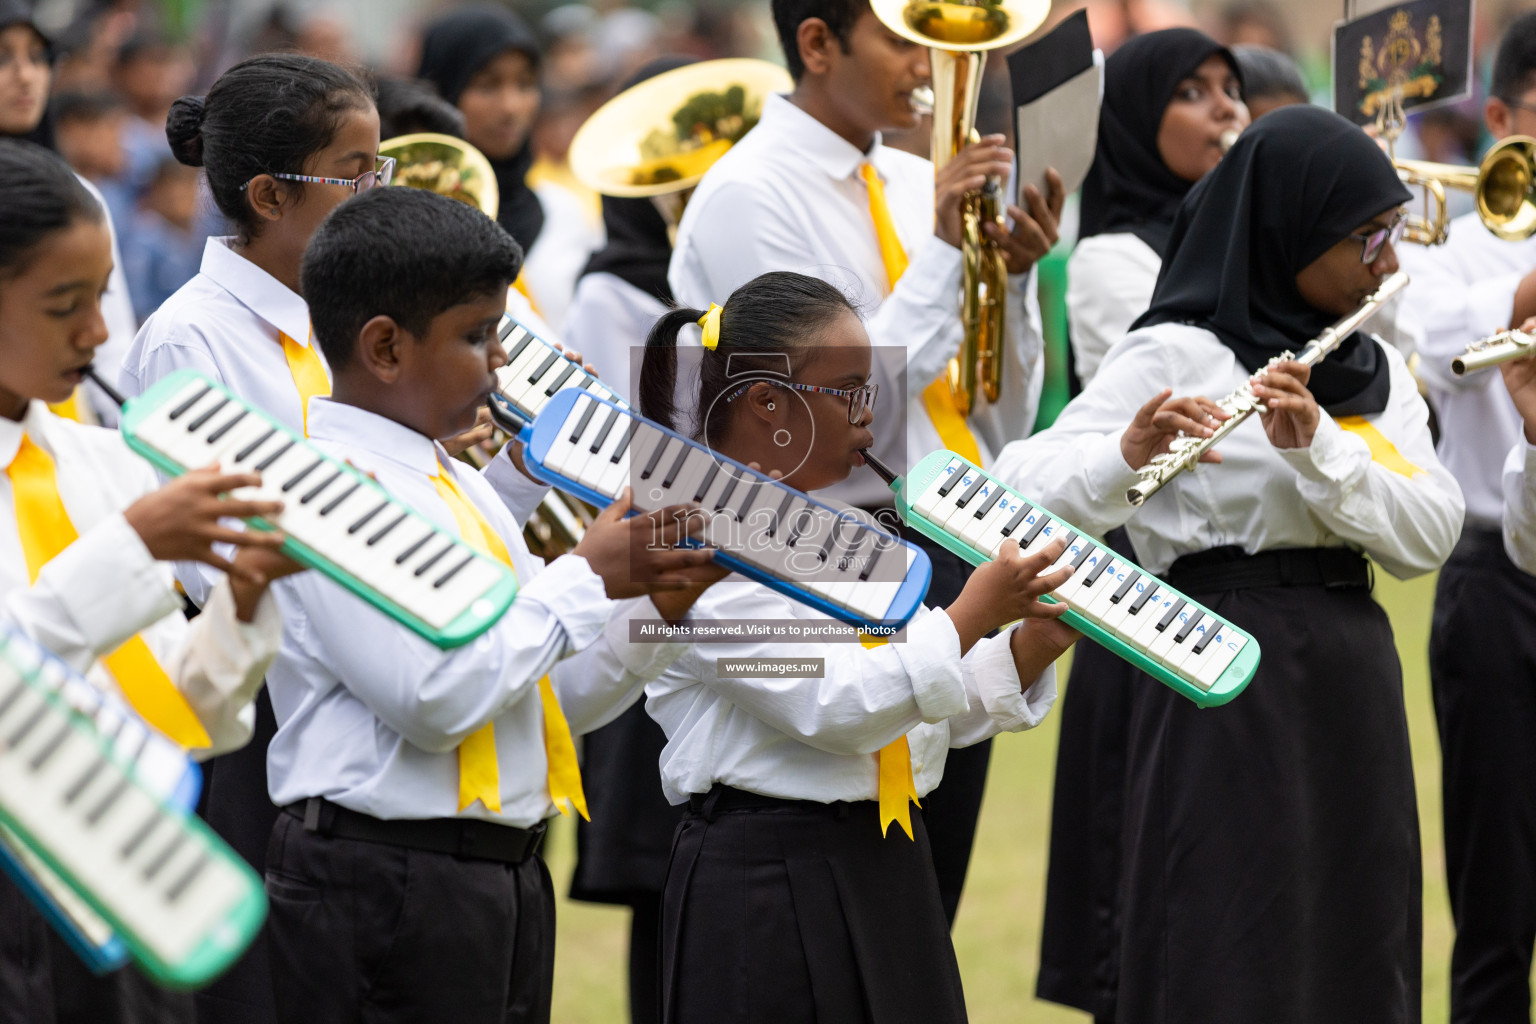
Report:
637,271,1079,1024
994,106,1463,1024
116,52,378,1024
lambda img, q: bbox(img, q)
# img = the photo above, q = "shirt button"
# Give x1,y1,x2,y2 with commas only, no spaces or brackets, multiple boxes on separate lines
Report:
915,762,924,772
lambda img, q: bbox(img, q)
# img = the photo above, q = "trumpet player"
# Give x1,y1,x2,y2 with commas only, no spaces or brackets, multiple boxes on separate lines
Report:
1393,16,1536,1023
993,106,1463,1024
667,0,1062,925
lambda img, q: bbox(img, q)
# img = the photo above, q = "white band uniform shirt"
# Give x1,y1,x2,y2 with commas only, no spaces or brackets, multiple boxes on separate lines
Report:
991,323,1464,577
563,272,668,403
119,236,325,606
1502,439,1536,572
0,402,282,757
520,180,606,333
1399,210,1536,527
668,94,1045,508
264,398,688,827
646,576,1056,807
1065,231,1162,386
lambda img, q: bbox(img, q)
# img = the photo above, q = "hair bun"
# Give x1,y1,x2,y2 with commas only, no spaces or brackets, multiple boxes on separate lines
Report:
165,95,207,167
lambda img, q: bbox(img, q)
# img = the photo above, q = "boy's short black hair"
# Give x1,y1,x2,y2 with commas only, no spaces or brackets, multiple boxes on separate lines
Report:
302,187,522,370
770,0,869,80
1494,10,1536,103
1230,45,1307,105
375,77,465,140
52,90,122,125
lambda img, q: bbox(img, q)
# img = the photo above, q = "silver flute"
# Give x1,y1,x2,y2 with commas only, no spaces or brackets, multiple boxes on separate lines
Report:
1451,328,1536,375
1125,271,1410,508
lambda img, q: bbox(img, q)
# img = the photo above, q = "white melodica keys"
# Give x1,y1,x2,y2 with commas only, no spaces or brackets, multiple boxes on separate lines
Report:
493,314,622,422
0,637,255,971
126,378,507,633
533,393,916,624
904,459,1249,693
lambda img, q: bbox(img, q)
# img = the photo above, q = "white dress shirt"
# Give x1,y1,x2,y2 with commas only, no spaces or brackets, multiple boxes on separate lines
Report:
669,93,1045,509
1066,232,1161,386
0,403,282,757
264,398,687,827
646,575,1056,805
119,236,323,605
1398,211,1536,527
1503,440,1536,572
522,181,605,333
78,175,137,425
563,272,668,402
991,323,1464,579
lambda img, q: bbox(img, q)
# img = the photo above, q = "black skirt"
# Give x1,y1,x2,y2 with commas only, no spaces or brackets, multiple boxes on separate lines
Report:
1037,528,1138,1018
1114,576,1420,1023
570,703,683,905
660,787,967,1024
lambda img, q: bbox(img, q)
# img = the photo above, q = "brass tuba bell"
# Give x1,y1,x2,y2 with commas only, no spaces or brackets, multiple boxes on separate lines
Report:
379,132,501,219
1393,134,1536,245
568,58,793,241
870,0,1050,414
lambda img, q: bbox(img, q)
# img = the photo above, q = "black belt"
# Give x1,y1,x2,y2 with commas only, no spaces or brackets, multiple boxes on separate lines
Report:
687,783,867,822
283,797,546,864
1163,546,1372,594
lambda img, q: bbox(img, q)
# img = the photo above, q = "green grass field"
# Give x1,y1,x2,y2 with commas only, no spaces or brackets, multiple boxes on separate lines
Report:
544,570,1469,1022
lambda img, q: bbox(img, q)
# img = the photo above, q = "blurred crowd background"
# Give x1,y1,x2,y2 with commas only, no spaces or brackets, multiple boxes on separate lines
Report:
19,0,1536,336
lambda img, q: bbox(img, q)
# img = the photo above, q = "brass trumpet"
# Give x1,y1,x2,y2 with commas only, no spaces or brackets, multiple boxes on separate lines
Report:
1394,134,1536,245
870,0,1050,415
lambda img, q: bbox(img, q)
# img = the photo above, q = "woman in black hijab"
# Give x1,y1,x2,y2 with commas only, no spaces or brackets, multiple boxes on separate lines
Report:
1038,28,1245,1021
996,105,1463,1023
417,4,543,250
1067,28,1248,385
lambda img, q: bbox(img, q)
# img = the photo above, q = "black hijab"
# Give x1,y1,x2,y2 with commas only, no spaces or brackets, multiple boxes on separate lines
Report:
578,56,699,303
1079,28,1240,257
0,0,53,149
1132,105,1413,417
417,5,544,251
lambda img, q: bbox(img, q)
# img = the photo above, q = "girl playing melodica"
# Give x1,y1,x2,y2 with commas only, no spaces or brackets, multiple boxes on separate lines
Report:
636,270,1080,1024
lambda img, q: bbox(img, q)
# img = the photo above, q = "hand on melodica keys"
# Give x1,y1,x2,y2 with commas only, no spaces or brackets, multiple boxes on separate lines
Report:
943,536,1076,654
122,465,306,597
570,487,725,609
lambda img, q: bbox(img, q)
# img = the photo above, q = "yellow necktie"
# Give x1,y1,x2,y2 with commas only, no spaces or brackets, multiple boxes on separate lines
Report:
8,434,210,748
858,163,982,466
430,465,588,819
278,332,330,436
858,631,921,839
47,391,85,423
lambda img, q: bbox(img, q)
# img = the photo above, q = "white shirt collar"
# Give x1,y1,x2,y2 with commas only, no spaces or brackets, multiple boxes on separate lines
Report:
0,402,68,471
757,93,889,182
304,398,446,480
198,237,312,346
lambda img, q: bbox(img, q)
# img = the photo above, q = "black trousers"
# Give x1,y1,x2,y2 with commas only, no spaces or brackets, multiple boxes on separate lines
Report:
263,811,556,1024
1431,528,1536,1024
194,688,282,1024
892,525,990,926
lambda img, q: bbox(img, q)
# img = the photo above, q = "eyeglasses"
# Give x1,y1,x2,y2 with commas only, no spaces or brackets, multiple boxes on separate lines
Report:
1348,211,1406,264
1499,96,1536,118
239,156,396,194
723,379,879,424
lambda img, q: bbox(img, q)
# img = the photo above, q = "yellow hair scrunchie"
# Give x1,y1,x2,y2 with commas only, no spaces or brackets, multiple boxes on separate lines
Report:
698,303,723,351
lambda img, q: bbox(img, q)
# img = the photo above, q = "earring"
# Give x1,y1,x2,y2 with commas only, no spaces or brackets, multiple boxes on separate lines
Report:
766,402,776,411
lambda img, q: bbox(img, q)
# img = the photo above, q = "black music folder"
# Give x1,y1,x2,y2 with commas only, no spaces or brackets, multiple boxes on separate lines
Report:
1008,9,1100,200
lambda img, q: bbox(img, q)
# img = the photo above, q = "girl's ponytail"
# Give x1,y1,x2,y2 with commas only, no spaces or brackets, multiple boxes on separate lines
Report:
638,306,704,433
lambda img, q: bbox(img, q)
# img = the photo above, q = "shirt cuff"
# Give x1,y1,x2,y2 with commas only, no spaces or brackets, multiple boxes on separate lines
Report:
1276,412,1368,485
518,552,616,652
43,513,182,655
892,609,969,722
965,628,1058,732
482,442,552,528
603,596,690,680
1086,432,1144,506
175,580,283,757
